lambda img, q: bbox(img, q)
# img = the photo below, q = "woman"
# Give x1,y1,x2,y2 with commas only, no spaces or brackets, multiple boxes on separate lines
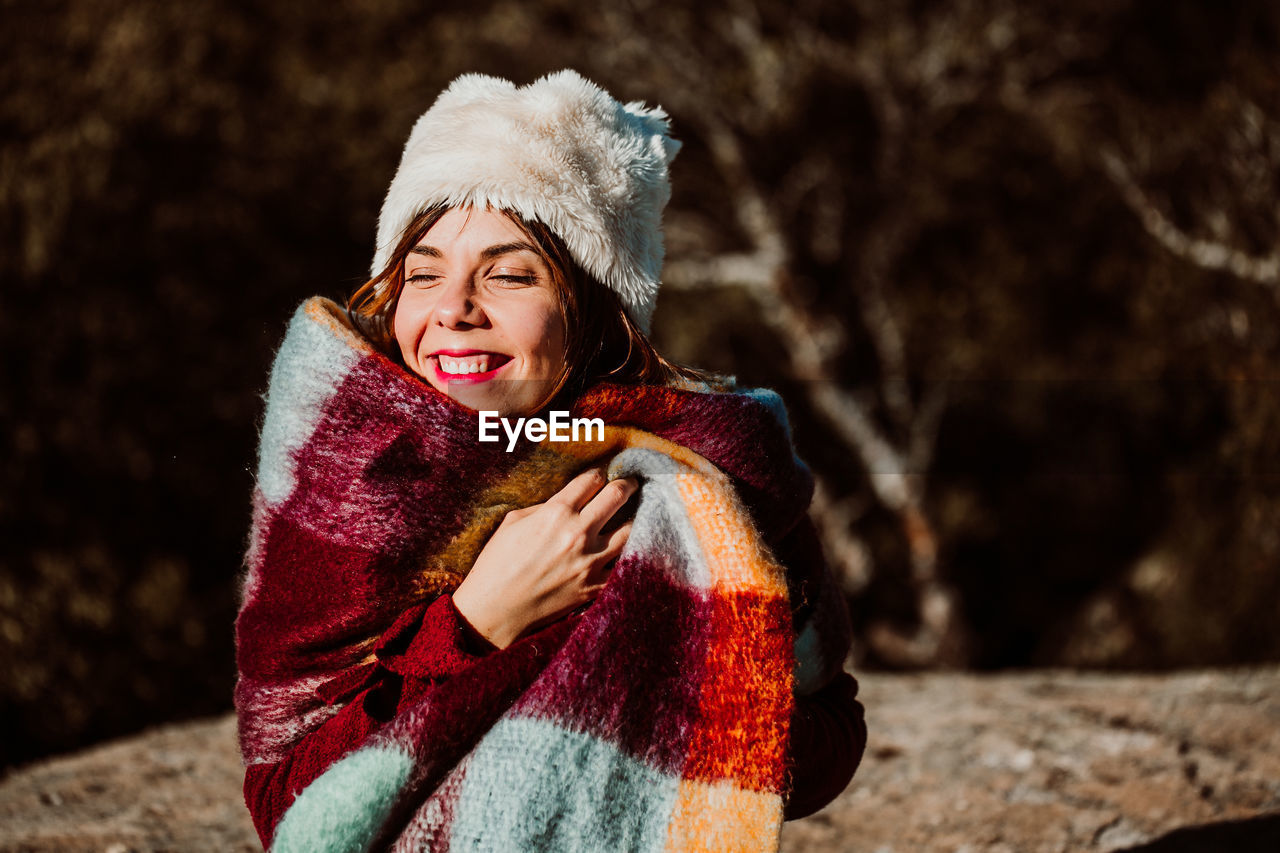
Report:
235,70,864,852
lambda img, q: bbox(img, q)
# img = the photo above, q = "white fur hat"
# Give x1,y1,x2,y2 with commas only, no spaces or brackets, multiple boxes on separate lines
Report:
372,69,682,333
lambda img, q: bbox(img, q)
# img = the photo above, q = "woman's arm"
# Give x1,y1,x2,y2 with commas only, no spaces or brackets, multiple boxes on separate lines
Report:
241,468,636,845
770,511,868,820
785,672,867,820
240,594,492,847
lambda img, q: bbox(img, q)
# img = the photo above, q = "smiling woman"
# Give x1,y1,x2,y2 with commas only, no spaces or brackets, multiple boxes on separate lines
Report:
234,69,865,852
347,198,711,418
391,206,567,417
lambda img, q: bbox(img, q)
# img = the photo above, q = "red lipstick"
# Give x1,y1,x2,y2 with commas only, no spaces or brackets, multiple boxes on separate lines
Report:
428,350,513,385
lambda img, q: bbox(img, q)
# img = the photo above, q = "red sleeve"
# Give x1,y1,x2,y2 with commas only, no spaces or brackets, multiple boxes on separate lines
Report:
242,594,491,848
771,512,865,819
376,594,497,680
784,671,867,820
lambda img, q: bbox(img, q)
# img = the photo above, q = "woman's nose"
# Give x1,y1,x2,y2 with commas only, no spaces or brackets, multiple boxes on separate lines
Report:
433,276,486,328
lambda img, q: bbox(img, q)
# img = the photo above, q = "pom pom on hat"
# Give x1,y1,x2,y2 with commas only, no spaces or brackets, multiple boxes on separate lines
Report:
372,70,682,333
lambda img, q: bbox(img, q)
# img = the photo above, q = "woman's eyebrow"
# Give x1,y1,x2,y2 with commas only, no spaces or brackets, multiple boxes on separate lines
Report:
408,242,538,261
480,242,538,261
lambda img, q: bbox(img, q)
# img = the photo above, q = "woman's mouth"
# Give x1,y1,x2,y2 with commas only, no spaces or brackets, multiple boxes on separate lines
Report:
429,350,513,384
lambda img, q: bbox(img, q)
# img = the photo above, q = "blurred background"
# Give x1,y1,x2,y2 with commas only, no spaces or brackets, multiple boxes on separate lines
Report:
2,0,1278,769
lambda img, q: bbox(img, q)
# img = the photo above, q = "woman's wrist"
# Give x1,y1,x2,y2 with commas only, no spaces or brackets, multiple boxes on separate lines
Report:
450,582,522,650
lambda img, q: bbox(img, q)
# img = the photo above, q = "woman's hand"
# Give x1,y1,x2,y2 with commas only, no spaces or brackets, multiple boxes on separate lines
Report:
451,467,637,649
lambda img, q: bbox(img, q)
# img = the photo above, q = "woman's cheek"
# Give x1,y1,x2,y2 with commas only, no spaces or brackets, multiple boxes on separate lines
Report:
392,301,432,380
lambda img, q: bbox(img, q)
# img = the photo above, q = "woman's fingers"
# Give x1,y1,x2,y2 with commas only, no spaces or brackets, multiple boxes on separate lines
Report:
568,524,633,620
600,519,632,562
544,466,639,537
580,476,638,535
545,466,610,511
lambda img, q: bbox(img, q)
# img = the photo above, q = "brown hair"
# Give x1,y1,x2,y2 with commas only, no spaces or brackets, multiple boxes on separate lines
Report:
347,205,722,411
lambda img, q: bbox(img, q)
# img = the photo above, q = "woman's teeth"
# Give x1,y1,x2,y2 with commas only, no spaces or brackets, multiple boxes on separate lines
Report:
437,354,494,375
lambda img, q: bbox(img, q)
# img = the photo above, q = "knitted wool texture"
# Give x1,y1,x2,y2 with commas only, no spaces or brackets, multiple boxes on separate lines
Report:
234,297,852,852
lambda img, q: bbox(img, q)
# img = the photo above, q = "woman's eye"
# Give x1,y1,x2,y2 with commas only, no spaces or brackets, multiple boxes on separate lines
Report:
491,274,536,285
406,273,442,287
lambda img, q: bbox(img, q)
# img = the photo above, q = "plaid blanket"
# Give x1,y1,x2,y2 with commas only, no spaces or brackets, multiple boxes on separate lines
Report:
234,297,851,851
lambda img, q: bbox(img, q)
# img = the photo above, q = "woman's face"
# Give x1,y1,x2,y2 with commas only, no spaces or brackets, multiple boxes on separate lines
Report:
393,206,567,417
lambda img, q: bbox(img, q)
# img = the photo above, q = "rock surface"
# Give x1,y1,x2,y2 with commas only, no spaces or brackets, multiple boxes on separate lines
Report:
782,668,1280,853
0,714,255,853
1,669,1277,852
